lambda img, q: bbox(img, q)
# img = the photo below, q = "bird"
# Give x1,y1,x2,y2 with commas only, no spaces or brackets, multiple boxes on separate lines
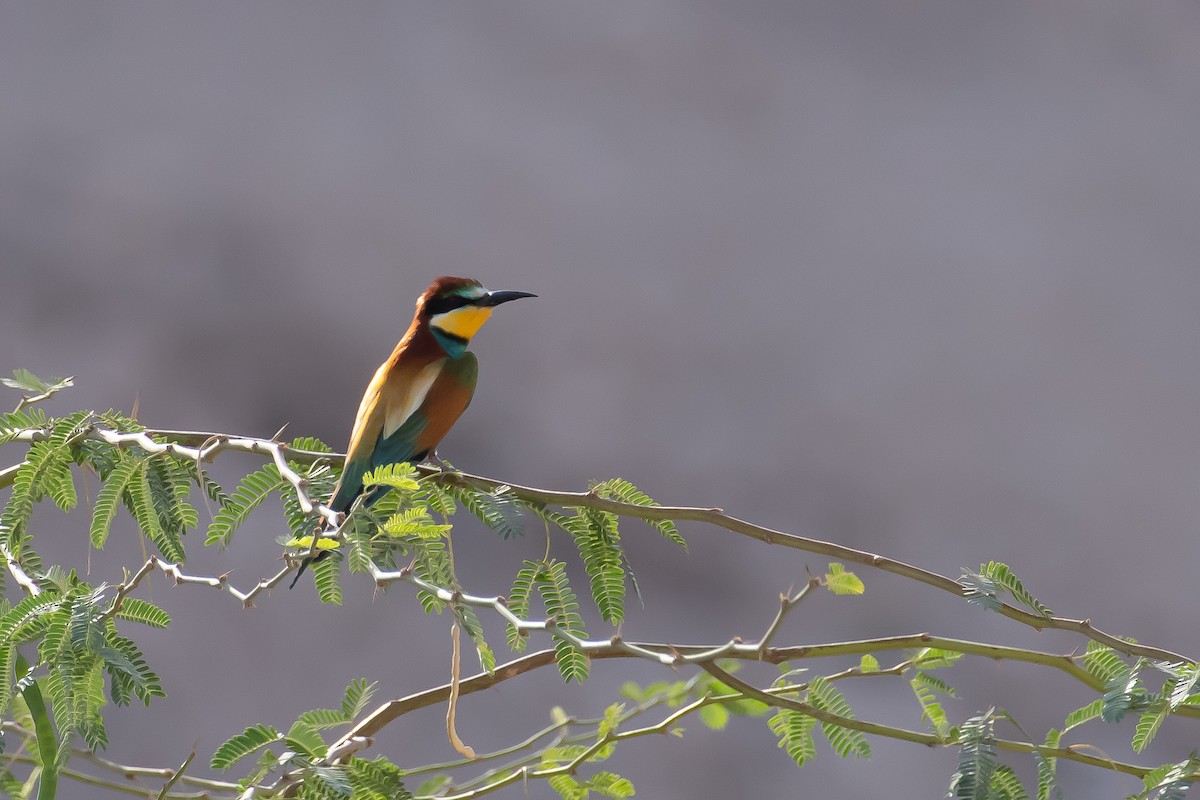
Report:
290,276,535,588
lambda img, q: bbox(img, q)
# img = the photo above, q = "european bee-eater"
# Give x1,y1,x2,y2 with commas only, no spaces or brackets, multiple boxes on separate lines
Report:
290,276,535,588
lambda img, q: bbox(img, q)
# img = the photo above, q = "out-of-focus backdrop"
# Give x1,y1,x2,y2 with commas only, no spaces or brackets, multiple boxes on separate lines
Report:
3,2,1200,797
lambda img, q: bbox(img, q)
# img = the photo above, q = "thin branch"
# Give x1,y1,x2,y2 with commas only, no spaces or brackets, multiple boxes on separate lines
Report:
701,661,1187,782
2,424,1193,664
757,576,820,657
1,540,41,595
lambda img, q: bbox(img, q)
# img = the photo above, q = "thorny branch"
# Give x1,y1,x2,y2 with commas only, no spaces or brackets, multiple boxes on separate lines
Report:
4,422,1200,798
4,424,1190,665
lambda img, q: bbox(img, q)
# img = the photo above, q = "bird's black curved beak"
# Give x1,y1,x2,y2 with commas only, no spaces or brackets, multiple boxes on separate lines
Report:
479,290,537,307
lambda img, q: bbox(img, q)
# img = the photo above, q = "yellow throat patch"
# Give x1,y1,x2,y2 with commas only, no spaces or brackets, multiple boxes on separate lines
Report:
431,305,493,341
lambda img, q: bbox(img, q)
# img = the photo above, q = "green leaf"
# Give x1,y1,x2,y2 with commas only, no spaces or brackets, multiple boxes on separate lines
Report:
18,654,59,800
823,563,864,595
1083,642,1127,685
1101,659,1144,724
1139,754,1200,800
990,765,1029,800
768,708,817,767
347,756,413,800
1132,697,1170,753
144,454,198,537
362,463,421,493
2,368,52,393
1062,699,1104,733
949,710,998,800
535,560,589,683
858,654,880,673
979,561,1053,618
90,453,143,548
1036,728,1063,800
555,508,626,625
285,720,327,758
2,411,92,542
585,771,635,798
591,477,686,549
416,479,457,516
341,679,377,721
125,458,185,561
412,539,451,614
2,370,73,400
311,551,343,605
211,724,282,770
808,676,870,758
506,561,539,652
290,436,334,454
298,707,350,731
1168,663,1200,709
447,484,526,539
100,633,165,706
380,507,452,539
911,671,954,738
912,647,964,671
548,773,588,800
205,464,285,547
112,597,170,629
960,570,1002,612
699,702,730,731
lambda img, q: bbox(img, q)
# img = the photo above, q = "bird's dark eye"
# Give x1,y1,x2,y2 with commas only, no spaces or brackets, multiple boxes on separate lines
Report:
425,294,473,316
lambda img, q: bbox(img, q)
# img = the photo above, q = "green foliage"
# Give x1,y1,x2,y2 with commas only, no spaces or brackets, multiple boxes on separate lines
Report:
807,676,870,759
912,647,964,671
347,756,413,800
590,477,686,549
1036,728,1063,800
380,507,452,539
768,707,817,767
584,771,635,798
949,709,998,800
3,386,1198,799
535,560,589,683
1136,755,1200,800
211,724,282,770
699,701,730,730
205,463,285,547
0,407,50,445
412,538,452,614
910,671,956,738
1,369,73,399
1061,698,1104,733
310,550,343,605
124,454,187,560
962,562,1052,618
341,678,377,721
112,597,170,629
362,462,422,493
1102,658,1145,724
1083,642,1128,685
990,765,1029,800
823,562,864,595
506,560,540,652
89,453,144,549
555,508,627,626
446,483,526,540
18,653,59,800
3,411,92,547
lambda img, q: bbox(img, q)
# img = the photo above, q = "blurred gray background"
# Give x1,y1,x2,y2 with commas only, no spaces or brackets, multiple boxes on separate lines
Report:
3,1,1200,797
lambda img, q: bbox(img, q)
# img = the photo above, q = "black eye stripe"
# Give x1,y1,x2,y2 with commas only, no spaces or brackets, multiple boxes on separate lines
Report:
425,294,473,316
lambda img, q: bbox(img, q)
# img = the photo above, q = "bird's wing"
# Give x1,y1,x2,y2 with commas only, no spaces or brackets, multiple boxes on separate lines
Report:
330,358,441,512
330,355,480,512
